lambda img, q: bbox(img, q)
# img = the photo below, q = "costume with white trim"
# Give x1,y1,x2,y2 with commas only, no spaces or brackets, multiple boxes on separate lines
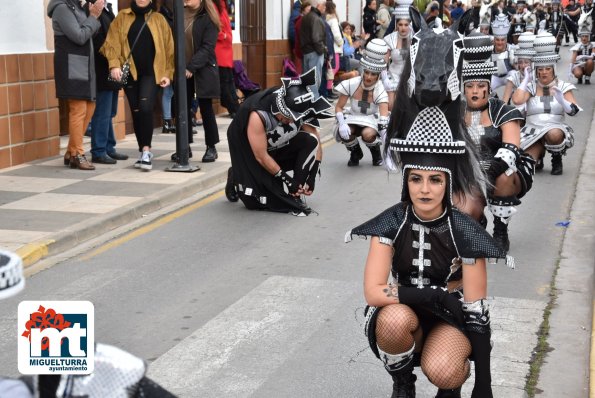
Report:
226,68,332,215
334,39,389,167
491,14,516,89
463,32,535,253
383,0,412,92
347,21,510,397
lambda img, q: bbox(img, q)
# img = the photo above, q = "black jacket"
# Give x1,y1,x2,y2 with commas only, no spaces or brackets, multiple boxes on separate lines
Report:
85,3,120,92
300,8,327,55
187,11,220,99
363,7,377,38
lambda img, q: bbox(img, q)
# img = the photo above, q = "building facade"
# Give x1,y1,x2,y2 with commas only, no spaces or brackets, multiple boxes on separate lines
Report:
0,0,361,170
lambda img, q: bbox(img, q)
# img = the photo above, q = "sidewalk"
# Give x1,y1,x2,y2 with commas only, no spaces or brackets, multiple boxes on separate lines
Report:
0,115,334,268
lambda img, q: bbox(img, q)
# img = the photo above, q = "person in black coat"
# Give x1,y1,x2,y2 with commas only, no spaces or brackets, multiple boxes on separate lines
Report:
86,1,129,164
179,0,221,163
363,0,379,41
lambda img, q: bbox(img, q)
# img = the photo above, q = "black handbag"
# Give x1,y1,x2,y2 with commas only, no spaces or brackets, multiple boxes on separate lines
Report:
108,15,151,88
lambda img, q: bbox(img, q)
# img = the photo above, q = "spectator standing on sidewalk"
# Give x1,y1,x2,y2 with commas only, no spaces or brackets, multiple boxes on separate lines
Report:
300,0,327,99
376,0,394,39
185,0,221,163
47,0,104,171
293,1,312,74
363,0,379,40
215,0,240,119
101,0,174,171
85,0,129,165
325,2,343,98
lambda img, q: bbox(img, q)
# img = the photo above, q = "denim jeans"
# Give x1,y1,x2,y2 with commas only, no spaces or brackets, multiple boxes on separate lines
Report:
90,90,118,158
162,84,174,120
302,51,324,98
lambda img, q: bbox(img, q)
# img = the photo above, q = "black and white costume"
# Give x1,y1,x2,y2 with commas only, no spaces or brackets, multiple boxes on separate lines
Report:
382,1,412,92
226,68,332,215
347,22,510,398
334,39,390,167
491,14,516,89
520,33,581,168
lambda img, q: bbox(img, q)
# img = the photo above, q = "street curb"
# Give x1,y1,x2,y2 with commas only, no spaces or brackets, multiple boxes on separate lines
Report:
16,126,337,269
535,105,595,396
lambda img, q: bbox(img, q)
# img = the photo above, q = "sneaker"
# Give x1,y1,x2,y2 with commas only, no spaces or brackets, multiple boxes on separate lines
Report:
585,77,591,85
140,150,153,171
134,153,143,169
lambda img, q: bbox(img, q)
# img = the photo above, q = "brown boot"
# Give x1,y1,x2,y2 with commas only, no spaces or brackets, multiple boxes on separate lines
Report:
70,154,95,170
63,152,71,166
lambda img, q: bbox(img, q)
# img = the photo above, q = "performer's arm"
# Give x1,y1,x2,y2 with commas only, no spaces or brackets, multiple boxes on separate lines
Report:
301,124,322,161
363,237,398,307
501,120,521,147
570,50,577,64
502,80,514,103
335,94,349,114
246,111,282,175
512,66,531,105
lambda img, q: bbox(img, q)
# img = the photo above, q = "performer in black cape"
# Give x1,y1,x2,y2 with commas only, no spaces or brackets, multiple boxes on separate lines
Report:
225,68,332,215
347,20,512,398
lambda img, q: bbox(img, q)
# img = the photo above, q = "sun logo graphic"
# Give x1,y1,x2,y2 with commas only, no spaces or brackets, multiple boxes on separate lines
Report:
18,301,94,374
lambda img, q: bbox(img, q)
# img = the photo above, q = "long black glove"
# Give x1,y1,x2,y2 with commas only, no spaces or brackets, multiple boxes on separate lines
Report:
274,170,299,195
463,300,493,398
304,160,320,192
398,286,465,328
486,158,509,186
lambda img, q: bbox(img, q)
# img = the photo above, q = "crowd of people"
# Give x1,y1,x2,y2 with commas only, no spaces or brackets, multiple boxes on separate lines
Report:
47,0,240,171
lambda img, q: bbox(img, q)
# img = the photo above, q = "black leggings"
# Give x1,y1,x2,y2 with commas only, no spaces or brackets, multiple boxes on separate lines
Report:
186,78,220,147
219,66,239,114
124,74,159,151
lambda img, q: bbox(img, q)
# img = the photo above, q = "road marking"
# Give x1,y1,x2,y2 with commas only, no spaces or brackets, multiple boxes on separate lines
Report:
147,275,545,398
147,276,354,397
81,191,224,260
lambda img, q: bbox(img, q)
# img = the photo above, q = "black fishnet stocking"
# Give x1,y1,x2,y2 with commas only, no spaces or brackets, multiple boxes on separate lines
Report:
376,304,419,354
421,322,471,389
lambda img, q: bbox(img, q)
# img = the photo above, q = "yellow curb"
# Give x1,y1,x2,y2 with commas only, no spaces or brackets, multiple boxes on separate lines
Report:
16,240,55,268
591,298,595,398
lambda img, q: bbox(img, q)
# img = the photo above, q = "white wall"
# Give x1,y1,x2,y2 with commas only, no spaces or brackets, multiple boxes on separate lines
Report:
266,0,289,40
232,0,241,43
0,0,48,54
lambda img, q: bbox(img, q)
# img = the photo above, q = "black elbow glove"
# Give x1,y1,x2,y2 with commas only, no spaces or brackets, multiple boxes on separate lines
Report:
398,286,465,328
463,299,493,398
274,169,299,194
305,160,321,192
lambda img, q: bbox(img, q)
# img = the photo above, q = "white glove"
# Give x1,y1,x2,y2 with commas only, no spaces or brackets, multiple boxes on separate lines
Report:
336,112,352,140
518,66,532,91
380,70,392,91
550,86,573,113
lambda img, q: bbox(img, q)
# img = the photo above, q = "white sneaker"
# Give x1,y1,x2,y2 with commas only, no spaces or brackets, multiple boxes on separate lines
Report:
140,150,153,171
134,153,143,169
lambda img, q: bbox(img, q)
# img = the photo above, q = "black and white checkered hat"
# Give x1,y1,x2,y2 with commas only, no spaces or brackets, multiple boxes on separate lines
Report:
515,32,536,61
462,32,498,83
491,13,510,37
360,39,388,73
532,32,560,67
0,250,25,300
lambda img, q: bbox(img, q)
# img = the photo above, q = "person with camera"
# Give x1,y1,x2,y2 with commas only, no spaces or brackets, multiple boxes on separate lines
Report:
47,0,104,170
101,0,174,171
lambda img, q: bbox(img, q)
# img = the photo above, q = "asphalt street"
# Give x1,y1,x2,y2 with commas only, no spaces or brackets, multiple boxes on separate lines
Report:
0,48,593,397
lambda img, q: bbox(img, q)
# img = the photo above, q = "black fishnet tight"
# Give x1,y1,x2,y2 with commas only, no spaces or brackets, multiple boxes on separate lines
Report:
376,304,419,354
421,322,471,389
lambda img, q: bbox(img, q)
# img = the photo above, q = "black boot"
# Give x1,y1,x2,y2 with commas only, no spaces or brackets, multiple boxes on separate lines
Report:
551,153,563,175
369,145,383,166
391,370,417,398
202,146,218,162
492,216,510,252
225,167,239,202
170,148,193,163
535,153,544,171
162,119,175,134
347,143,364,167
435,387,462,398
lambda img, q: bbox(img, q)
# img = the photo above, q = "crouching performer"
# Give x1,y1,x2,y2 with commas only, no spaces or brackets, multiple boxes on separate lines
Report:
334,39,390,167
225,68,332,215
462,32,535,253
